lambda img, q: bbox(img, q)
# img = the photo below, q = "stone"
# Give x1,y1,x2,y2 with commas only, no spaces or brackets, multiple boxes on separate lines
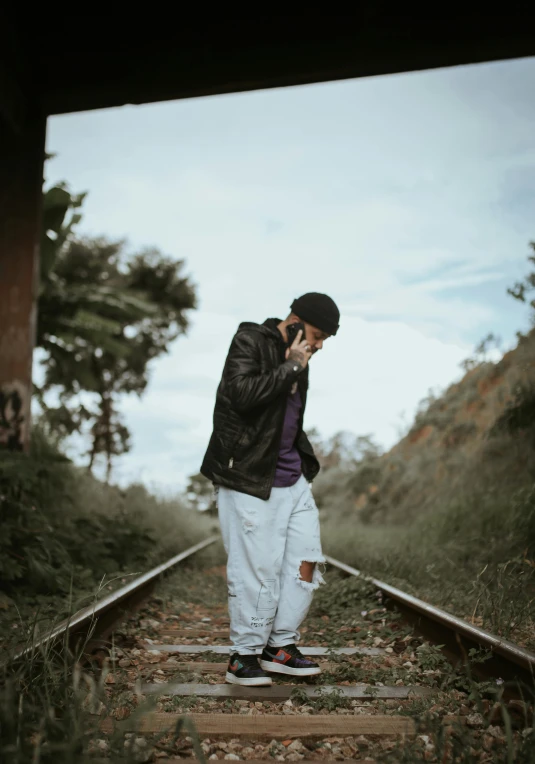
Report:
288,739,305,752
87,739,110,754
466,713,485,728
127,737,154,763
82,696,105,716
139,618,160,630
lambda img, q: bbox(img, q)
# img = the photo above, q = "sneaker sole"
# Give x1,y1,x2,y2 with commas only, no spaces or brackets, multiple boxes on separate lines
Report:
225,671,273,686
259,659,322,676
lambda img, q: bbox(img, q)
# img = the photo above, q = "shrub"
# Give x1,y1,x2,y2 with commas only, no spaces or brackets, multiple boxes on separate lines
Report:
0,425,212,599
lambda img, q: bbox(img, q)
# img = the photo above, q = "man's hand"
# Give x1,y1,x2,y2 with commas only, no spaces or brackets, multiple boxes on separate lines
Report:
285,329,312,369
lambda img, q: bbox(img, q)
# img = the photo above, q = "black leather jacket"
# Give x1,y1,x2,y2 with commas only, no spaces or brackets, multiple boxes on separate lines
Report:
200,318,320,500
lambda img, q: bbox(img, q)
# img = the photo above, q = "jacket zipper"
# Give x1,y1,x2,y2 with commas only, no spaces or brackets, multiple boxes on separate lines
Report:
228,429,247,468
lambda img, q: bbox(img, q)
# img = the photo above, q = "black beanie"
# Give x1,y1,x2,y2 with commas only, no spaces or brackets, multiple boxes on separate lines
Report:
290,292,340,336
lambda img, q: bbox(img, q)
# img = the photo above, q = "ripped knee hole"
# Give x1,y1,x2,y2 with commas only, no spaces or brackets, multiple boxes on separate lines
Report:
299,560,316,583
296,559,327,590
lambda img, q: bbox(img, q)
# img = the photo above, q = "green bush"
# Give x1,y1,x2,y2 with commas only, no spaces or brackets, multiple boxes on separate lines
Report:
491,382,535,436
0,425,212,599
322,476,535,645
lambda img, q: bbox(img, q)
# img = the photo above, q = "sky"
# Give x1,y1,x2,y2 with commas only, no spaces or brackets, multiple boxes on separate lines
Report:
40,55,535,492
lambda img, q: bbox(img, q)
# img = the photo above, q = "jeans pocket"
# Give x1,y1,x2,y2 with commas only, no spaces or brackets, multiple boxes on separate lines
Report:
228,582,245,633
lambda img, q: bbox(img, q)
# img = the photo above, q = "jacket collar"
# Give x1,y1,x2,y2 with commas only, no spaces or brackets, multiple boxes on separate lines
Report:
262,317,284,341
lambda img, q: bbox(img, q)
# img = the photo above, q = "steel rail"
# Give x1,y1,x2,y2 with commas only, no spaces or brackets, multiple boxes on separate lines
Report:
325,554,535,687
11,535,219,662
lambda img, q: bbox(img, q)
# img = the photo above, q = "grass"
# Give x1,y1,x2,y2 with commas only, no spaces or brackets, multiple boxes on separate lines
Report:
376,693,535,763
315,332,535,651
321,481,535,648
0,425,216,761
319,419,535,648
0,425,217,656
1,607,111,763
0,568,213,763
297,571,535,761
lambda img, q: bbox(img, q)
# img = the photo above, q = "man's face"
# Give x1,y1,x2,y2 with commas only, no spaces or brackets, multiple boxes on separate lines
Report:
303,322,330,354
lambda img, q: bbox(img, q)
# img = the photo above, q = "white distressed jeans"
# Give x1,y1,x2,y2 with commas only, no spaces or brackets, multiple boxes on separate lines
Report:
217,475,326,655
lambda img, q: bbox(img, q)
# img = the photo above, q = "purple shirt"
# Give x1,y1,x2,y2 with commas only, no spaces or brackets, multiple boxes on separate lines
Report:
273,387,302,487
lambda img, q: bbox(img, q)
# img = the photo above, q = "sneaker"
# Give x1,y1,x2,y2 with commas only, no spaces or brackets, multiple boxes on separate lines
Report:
225,652,273,686
259,643,322,676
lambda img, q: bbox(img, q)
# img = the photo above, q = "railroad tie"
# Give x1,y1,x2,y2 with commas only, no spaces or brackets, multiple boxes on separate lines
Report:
157,629,229,639
141,681,431,700
102,712,415,738
143,644,384,656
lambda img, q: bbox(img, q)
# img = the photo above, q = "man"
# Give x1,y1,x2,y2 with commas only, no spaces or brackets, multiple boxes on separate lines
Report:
201,292,340,686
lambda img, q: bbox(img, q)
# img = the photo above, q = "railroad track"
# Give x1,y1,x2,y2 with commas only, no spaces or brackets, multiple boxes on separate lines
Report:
11,536,535,762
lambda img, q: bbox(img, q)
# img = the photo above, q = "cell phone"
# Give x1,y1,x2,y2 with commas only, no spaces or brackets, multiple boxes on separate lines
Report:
286,321,305,346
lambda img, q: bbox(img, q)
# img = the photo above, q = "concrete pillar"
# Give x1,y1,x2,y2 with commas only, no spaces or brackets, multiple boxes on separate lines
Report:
0,116,46,452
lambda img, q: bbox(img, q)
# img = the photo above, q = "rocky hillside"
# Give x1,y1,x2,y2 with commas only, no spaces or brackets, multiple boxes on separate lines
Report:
314,328,535,524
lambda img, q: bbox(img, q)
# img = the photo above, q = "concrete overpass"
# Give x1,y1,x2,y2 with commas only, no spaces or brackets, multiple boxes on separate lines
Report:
1,9,534,450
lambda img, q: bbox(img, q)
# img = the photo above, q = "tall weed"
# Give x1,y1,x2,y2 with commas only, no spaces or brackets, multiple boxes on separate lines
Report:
0,425,214,645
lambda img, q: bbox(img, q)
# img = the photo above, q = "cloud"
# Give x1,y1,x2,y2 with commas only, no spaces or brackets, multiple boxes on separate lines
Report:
42,56,535,491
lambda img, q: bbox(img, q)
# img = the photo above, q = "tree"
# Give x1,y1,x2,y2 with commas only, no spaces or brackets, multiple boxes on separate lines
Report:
185,472,215,513
492,243,535,436
37,180,197,481
459,333,502,372
307,427,382,471
507,242,535,311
